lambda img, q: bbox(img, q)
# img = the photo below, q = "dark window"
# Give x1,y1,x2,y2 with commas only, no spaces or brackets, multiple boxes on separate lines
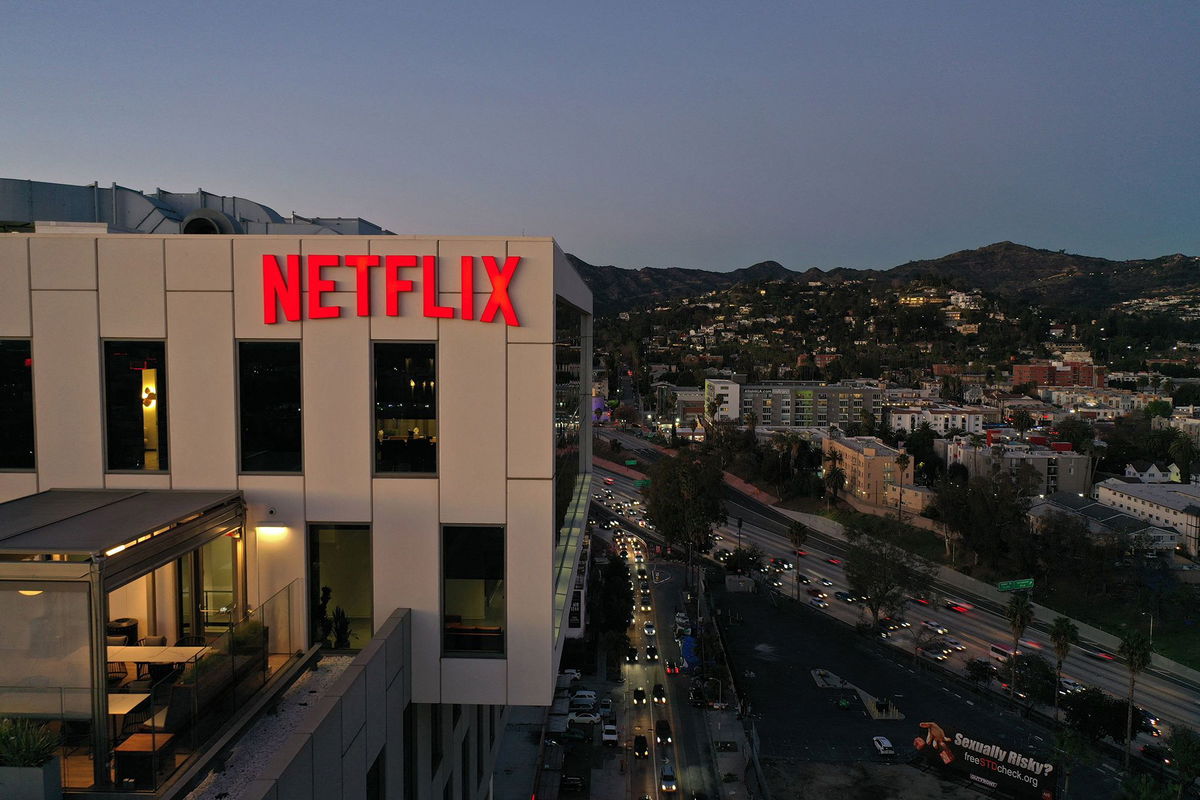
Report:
461,735,470,799
239,342,302,472
443,526,505,656
308,524,372,650
104,341,168,471
555,300,584,540
374,343,437,473
404,703,416,800
475,705,484,785
431,705,443,774
452,703,461,727
0,340,34,469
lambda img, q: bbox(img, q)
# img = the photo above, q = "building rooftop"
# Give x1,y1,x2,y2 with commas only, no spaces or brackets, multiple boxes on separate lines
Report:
1096,479,1200,514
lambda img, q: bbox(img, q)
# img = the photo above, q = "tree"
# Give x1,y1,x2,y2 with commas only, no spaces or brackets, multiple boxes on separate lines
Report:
1168,431,1196,485
1119,775,1175,800
725,545,764,575
964,658,995,690
1062,687,1129,744
1050,615,1080,721
1144,400,1173,419
743,410,758,434
1008,653,1059,708
1166,725,1200,800
645,453,727,589
1055,727,1098,800
787,520,809,554
894,452,910,521
1119,628,1154,769
843,525,938,628
1012,407,1035,436
1005,593,1035,702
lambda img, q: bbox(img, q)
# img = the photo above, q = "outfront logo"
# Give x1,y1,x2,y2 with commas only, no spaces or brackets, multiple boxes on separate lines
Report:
262,254,522,326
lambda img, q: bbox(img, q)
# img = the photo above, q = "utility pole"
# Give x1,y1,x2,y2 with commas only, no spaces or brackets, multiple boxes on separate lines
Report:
737,517,743,553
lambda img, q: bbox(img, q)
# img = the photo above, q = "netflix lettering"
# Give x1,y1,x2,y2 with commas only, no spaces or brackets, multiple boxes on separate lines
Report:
262,254,522,326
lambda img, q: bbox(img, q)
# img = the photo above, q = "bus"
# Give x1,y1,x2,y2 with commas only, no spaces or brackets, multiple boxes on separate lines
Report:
990,643,1019,662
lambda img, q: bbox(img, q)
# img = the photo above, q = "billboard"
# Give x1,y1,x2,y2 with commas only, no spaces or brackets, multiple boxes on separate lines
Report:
914,721,1057,800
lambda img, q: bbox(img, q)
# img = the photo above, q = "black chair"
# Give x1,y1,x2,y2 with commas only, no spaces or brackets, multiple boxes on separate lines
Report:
107,661,128,686
121,702,155,738
173,636,206,647
135,636,168,682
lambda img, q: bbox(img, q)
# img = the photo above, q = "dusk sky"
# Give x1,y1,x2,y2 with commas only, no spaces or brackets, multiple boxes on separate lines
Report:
3,1,1197,271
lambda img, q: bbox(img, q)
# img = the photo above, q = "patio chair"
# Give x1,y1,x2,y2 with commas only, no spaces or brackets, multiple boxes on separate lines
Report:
135,636,169,681
107,661,128,686
173,636,206,647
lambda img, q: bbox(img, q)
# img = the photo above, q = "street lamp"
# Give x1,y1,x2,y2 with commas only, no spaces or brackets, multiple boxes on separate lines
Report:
1142,611,1154,642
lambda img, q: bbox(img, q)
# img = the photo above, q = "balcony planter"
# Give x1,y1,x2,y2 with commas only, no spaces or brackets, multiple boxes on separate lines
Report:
0,718,62,800
0,757,62,800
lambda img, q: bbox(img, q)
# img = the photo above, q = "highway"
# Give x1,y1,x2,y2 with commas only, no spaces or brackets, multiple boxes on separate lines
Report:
592,455,1200,746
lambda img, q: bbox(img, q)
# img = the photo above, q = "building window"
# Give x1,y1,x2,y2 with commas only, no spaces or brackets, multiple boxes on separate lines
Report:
0,340,34,469
239,341,302,472
375,343,437,474
443,526,505,656
308,524,373,650
104,341,168,471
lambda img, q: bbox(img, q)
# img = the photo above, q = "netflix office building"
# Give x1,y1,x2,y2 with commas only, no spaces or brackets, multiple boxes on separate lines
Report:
0,181,591,799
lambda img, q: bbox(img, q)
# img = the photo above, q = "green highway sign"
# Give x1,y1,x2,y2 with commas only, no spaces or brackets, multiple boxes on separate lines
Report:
624,459,638,467
997,579,1034,592
634,480,650,489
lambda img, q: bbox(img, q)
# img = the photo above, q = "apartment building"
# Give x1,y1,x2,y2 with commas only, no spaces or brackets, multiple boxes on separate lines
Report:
1029,493,1179,553
0,182,591,798
705,379,884,429
822,436,913,507
886,404,987,435
1093,479,1200,558
935,437,1091,497
1012,360,1107,388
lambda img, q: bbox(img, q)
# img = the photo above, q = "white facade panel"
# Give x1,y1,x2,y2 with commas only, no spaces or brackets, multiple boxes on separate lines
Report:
31,291,103,487
0,473,37,504
303,292,371,521
440,659,507,706
97,238,165,338
506,478,554,705
507,344,554,479
241,474,307,644
233,237,302,339
0,237,30,336
438,315,507,523
29,236,96,290
505,239,556,344
372,478,442,702
165,237,233,291
104,473,171,490
167,291,237,488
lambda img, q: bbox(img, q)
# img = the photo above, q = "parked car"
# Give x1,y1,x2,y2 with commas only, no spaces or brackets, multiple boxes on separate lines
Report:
567,711,601,725
873,736,895,756
602,723,619,745
599,698,613,716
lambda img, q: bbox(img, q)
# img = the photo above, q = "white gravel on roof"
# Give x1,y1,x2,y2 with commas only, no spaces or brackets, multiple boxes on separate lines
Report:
185,655,353,800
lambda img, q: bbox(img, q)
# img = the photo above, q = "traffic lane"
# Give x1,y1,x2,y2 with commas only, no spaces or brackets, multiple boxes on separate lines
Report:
717,588,1120,798
623,652,657,798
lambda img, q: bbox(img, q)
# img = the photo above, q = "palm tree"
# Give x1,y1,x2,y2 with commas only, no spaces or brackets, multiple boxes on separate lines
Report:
824,465,846,509
1011,407,1035,436
1049,616,1079,721
1168,431,1196,485
743,410,758,434
1119,628,1154,769
967,433,986,450
894,452,911,521
1005,593,1035,702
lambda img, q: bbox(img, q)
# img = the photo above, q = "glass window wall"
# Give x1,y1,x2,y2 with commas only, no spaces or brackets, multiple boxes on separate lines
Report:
374,343,437,474
104,341,168,471
443,526,505,656
238,342,302,472
0,340,34,469
308,524,373,650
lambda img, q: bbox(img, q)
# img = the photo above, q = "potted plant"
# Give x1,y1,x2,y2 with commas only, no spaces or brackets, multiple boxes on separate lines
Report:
0,718,61,800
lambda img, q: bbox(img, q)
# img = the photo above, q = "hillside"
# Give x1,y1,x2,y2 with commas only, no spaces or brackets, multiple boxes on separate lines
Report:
568,243,1199,316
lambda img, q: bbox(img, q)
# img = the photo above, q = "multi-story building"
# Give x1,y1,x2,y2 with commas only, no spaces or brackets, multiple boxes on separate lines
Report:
1044,387,1170,416
935,437,1091,497
822,436,913,507
1153,411,1200,447
1012,360,1107,388
0,182,591,798
705,379,883,429
1093,479,1200,557
886,404,987,435
1029,493,1179,553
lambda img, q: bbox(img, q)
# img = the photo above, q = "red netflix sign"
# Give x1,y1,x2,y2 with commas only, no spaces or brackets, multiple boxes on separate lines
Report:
262,254,521,326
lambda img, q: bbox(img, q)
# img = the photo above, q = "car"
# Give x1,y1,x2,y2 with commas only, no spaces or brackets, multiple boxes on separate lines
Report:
922,620,949,635
881,617,909,629
919,647,948,661
809,597,829,609
660,762,678,792
716,549,731,563
602,723,619,745
942,637,966,651
873,736,895,756
559,668,581,680
796,573,811,585
567,711,601,725
561,775,585,792
1086,649,1116,661
826,557,842,565
655,719,673,744
646,645,659,662
619,549,629,559
1141,743,1171,765
909,596,930,606
626,647,639,663
944,600,972,614
770,577,784,588
633,735,649,758
599,698,614,716
604,477,615,485
644,621,656,636
635,553,645,563
637,568,649,579
795,549,808,557
652,684,668,704
639,580,650,592
712,533,723,541
640,594,652,611
834,591,854,602
633,687,647,704
819,577,833,587
665,660,680,675
806,588,827,598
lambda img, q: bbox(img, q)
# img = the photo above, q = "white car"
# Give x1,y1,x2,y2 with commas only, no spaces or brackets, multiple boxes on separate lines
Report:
809,597,829,609
643,621,656,636
601,723,619,745
922,620,949,635
567,711,601,725
873,736,895,756
942,637,966,652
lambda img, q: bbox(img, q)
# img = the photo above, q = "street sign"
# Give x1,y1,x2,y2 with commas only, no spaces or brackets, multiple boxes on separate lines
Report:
624,459,638,467
997,578,1034,592
633,479,650,489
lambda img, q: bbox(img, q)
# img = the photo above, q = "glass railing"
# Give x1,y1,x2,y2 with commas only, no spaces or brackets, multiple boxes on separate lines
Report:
552,473,591,641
